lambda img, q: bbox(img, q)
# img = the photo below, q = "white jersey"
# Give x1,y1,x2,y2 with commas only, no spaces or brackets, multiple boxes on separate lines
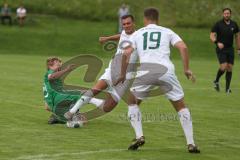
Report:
130,24,182,71
116,30,138,63
99,30,137,101
117,31,133,52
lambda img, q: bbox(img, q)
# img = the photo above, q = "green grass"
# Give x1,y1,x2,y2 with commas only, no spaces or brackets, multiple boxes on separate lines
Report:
0,14,218,59
0,14,117,56
0,15,240,160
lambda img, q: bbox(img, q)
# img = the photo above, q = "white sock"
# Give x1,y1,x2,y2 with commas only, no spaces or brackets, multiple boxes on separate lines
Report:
70,90,93,114
89,98,105,108
128,104,143,139
178,108,195,145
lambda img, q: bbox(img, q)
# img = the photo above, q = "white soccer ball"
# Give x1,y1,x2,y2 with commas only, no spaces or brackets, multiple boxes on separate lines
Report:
66,120,84,128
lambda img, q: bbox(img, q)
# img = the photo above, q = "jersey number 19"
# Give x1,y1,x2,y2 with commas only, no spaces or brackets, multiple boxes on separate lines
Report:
143,32,161,50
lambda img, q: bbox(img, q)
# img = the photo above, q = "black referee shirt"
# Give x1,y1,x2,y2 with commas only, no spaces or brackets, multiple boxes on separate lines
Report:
211,19,239,48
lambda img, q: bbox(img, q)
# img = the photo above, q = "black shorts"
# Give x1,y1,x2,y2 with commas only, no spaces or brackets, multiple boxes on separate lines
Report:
216,47,234,65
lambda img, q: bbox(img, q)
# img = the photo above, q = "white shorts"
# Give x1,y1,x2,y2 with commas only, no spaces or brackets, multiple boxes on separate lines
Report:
130,71,184,101
99,53,137,102
99,67,130,102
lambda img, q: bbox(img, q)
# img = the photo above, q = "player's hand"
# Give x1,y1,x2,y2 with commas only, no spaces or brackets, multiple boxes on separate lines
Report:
99,37,108,44
184,69,196,83
66,64,76,71
114,75,126,86
217,42,224,49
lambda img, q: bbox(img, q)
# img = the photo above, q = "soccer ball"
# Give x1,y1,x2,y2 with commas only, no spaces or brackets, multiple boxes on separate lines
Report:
66,114,84,128
66,120,84,128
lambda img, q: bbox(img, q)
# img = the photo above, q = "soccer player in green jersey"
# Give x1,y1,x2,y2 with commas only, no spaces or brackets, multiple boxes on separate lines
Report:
43,57,104,125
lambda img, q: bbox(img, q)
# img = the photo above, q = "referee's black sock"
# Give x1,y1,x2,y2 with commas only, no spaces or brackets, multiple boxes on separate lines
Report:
225,71,232,91
215,69,225,82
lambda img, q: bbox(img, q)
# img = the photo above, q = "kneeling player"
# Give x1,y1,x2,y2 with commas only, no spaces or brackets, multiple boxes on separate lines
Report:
43,57,104,126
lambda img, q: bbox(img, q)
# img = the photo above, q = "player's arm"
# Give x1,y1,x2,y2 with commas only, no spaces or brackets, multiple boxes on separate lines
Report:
174,41,195,82
210,22,224,49
210,32,217,43
48,64,75,80
210,22,218,43
99,34,121,44
210,32,224,49
235,32,240,55
114,46,134,85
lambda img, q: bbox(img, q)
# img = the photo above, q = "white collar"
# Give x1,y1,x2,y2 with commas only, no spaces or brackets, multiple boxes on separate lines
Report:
146,24,158,27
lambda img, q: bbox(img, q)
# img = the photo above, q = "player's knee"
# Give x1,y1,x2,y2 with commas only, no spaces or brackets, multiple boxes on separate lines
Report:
90,88,100,95
226,65,232,72
102,100,117,112
103,106,114,112
220,66,227,71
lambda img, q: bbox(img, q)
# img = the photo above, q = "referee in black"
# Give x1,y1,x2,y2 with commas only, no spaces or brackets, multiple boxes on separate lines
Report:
210,8,240,93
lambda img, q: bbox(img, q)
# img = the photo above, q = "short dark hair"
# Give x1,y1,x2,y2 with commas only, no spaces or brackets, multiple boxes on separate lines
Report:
223,8,232,13
144,7,159,21
121,14,135,22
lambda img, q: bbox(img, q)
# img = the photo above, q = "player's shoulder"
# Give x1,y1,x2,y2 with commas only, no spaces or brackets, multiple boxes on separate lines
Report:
231,20,238,26
47,69,54,75
215,20,223,26
154,25,178,37
140,25,175,33
120,30,135,40
121,30,126,35
158,26,176,34
119,30,126,38
120,30,131,38
128,30,140,39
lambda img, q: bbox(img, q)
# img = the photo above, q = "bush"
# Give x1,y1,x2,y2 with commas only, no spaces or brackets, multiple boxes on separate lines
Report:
5,0,240,27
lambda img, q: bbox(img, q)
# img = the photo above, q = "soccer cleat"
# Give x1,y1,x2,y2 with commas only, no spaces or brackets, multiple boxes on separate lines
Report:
48,114,59,124
213,81,220,92
128,136,145,150
48,114,65,124
64,111,74,121
226,89,232,94
188,144,200,153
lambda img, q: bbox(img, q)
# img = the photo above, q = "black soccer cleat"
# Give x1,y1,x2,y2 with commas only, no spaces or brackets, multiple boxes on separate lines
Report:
213,81,220,92
226,89,232,94
188,144,200,153
128,136,145,151
48,114,64,124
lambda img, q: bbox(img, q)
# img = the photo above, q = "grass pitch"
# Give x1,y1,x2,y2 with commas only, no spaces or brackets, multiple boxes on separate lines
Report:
0,16,240,160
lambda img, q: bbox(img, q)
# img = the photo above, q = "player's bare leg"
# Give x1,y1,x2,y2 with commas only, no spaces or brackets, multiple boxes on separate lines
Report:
91,80,109,95
170,98,200,153
127,93,145,150
66,93,119,128
101,94,118,112
64,80,109,120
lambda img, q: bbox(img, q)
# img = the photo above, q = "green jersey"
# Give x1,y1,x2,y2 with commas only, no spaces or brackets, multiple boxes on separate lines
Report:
43,69,81,113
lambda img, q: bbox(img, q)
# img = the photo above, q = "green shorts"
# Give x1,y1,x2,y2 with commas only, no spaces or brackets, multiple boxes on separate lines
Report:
53,92,81,122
